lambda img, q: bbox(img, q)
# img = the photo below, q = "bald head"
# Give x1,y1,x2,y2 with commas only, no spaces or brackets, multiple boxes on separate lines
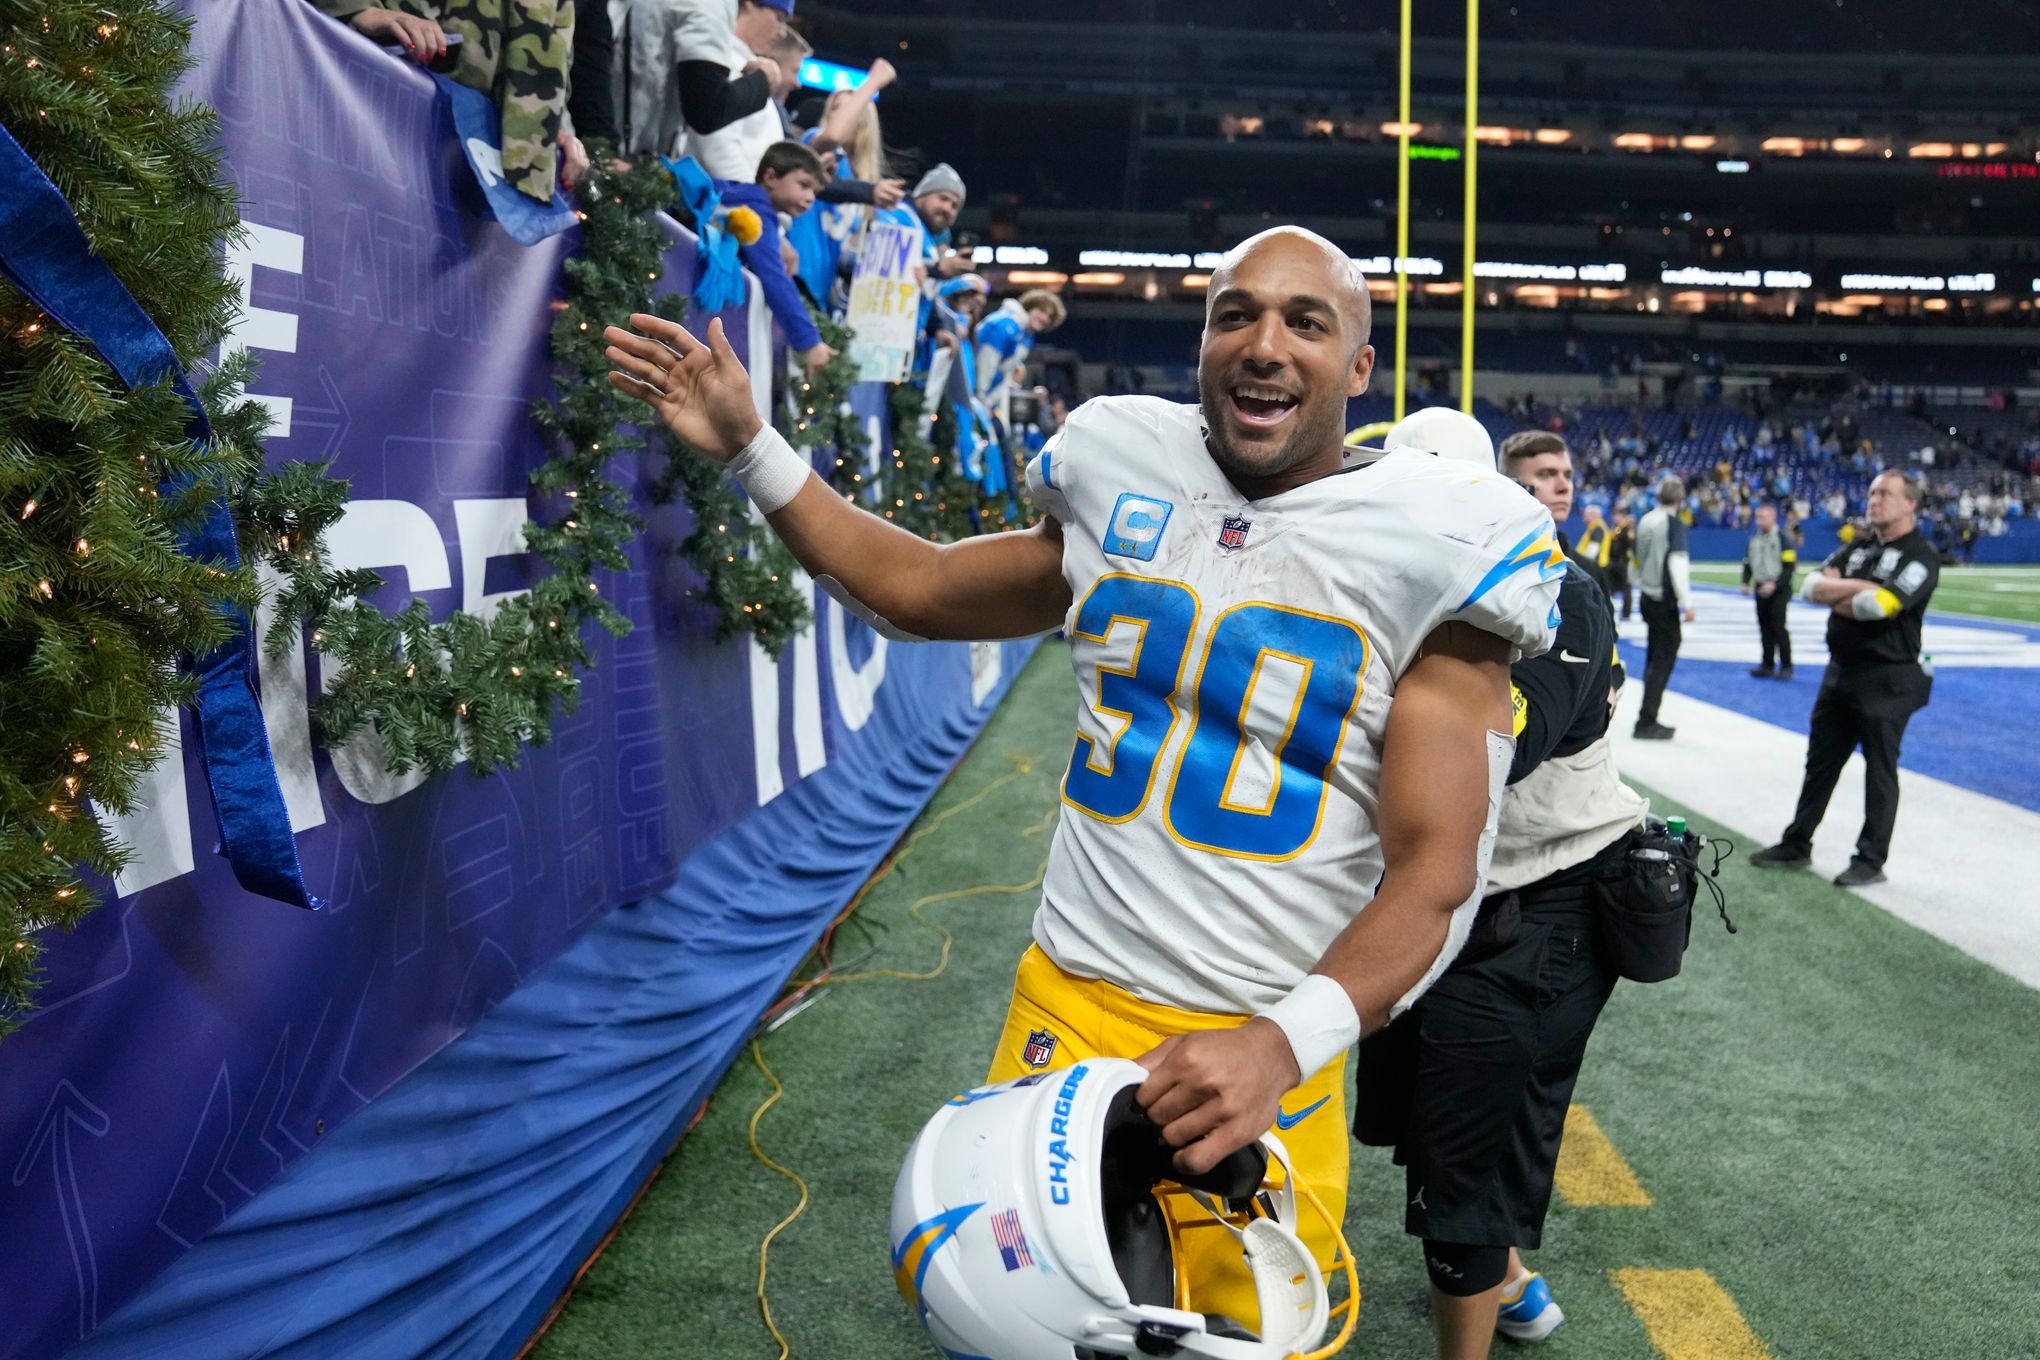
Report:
1209,227,1373,350
1197,226,1379,497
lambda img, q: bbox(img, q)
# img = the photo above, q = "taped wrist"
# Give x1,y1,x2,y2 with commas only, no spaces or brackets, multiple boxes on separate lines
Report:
728,423,811,514
1257,973,1360,1079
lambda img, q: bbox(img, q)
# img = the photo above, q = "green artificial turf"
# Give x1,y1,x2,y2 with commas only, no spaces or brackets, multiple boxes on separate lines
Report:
532,643,2040,1360
1690,563,2040,626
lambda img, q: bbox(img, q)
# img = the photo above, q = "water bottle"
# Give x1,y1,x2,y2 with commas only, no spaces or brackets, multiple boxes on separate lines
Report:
1920,653,1935,679
1666,816,1687,841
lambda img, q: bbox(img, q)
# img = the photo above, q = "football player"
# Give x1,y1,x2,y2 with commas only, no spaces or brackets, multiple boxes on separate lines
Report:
604,226,1566,1332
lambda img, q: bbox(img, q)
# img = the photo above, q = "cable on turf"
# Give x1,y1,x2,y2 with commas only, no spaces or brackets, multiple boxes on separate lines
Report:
743,752,1061,1355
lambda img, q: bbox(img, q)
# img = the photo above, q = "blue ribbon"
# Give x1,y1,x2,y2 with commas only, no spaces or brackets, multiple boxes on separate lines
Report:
0,118,321,911
431,73,578,248
662,156,748,313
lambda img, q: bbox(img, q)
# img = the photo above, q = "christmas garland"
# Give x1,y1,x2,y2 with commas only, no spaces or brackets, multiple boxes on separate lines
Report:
238,153,678,780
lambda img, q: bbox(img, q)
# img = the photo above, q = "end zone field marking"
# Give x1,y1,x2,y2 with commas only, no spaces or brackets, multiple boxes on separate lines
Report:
1553,1104,1652,1207
1611,1268,1774,1360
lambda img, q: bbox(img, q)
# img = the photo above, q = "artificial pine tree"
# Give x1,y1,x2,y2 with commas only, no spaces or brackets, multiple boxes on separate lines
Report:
0,0,264,1030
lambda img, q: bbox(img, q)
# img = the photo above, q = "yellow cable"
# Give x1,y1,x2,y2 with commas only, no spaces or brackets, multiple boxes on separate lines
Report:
749,1039,808,1360
746,761,1059,1356
818,755,1039,937
820,799,1057,984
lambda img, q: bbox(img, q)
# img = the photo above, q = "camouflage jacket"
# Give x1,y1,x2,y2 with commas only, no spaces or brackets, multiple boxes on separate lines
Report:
319,0,576,202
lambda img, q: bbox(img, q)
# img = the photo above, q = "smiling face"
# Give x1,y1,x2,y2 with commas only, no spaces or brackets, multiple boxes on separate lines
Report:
1196,229,1374,497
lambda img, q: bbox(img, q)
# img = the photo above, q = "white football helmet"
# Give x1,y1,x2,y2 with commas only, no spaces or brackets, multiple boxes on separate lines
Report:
890,1059,1357,1360
1381,407,1498,471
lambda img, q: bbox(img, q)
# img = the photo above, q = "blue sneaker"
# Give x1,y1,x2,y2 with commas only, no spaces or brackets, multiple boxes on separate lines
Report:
1495,1272,1565,1342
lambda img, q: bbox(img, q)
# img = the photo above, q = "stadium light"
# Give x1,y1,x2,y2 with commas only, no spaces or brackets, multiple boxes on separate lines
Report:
1356,255,1446,276
1837,272,1983,292
1078,250,1191,268
1716,159,1752,173
1070,272,1125,287
1533,128,1573,144
971,246,1051,266
1661,266,1760,287
1005,270,1067,286
1679,135,1717,151
1471,261,1629,283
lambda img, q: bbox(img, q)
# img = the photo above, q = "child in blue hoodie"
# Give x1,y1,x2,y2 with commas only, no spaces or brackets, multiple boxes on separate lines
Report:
715,140,835,375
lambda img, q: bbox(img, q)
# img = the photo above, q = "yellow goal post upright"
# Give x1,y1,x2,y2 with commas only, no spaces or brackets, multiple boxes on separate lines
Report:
1388,0,1479,424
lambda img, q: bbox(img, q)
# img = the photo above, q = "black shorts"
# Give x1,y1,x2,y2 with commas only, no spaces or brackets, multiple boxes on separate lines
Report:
1353,889,1618,1250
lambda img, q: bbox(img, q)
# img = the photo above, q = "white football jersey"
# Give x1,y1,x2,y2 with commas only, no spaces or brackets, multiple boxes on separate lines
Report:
1024,396,1564,1015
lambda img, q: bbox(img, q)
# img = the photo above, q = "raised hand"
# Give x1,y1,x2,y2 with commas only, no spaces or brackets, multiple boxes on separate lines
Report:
604,314,763,462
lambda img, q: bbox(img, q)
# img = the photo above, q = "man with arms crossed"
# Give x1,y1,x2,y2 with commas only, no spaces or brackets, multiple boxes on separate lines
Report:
604,227,1565,1331
1752,471,1938,887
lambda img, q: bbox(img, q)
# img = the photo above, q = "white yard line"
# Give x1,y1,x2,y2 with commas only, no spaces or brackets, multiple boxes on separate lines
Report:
1611,684,2040,991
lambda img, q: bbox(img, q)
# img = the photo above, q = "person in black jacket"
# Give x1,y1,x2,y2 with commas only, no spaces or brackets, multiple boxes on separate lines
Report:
1752,471,1940,887
1356,417,1647,1359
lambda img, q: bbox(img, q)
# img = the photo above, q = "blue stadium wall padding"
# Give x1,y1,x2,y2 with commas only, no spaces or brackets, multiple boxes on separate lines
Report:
65,635,1040,1360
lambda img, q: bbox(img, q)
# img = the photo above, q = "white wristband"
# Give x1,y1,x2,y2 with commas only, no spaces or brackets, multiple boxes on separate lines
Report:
727,423,811,515
1257,974,1361,1079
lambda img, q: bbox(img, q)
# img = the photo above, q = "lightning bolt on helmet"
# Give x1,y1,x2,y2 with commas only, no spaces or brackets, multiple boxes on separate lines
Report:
890,1058,1357,1360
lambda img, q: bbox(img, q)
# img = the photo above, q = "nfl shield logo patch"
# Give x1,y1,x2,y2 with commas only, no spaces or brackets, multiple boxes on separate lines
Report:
1022,1028,1058,1068
1218,514,1251,551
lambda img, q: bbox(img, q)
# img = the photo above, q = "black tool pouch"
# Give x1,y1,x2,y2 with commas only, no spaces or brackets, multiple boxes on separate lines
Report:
1593,820,1702,983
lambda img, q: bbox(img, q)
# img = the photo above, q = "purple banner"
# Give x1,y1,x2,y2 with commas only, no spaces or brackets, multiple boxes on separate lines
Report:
0,4,1018,1356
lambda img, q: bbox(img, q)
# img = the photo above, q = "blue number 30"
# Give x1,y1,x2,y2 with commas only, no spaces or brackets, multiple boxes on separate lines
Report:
1063,575,1371,861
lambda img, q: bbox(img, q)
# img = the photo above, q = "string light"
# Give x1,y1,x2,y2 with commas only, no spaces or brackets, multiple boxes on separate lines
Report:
20,499,35,518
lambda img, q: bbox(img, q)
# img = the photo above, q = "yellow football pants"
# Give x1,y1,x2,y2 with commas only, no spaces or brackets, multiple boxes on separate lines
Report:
987,944,1349,1334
